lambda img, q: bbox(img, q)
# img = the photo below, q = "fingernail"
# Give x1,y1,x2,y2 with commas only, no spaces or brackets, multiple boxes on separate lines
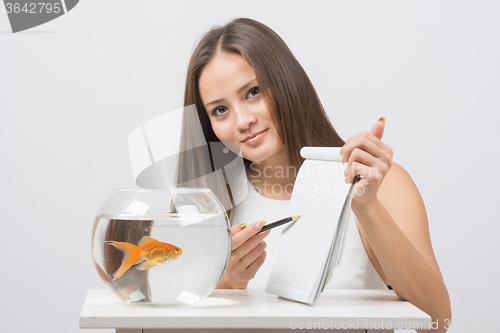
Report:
345,179,348,184
340,151,343,156
378,116,386,124
261,220,267,226
342,159,345,165
239,223,247,229
255,222,263,230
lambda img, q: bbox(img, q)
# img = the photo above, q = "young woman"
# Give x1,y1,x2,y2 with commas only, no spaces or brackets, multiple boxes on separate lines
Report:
176,18,450,332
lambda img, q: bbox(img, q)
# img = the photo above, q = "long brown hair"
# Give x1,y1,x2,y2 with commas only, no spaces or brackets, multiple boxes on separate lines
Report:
176,18,344,211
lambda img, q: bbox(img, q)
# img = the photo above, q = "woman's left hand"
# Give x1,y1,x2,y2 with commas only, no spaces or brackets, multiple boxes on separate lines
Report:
340,117,393,211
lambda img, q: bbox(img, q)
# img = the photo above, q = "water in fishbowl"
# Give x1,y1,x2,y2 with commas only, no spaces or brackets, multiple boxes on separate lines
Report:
91,213,230,305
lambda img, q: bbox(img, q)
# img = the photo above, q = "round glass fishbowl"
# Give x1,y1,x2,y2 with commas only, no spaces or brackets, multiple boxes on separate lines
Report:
91,188,231,305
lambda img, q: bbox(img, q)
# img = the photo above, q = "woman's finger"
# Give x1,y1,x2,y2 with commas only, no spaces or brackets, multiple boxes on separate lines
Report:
370,117,386,140
341,132,382,166
345,161,387,184
230,221,266,251
230,224,242,236
341,131,393,166
243,250,267,280
239,241,267,269
345,144,392,174
347,140,383,164
232,229,270,260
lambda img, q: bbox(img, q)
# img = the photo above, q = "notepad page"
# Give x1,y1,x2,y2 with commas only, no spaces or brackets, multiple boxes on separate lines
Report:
320,187,353,292
265,158,350,304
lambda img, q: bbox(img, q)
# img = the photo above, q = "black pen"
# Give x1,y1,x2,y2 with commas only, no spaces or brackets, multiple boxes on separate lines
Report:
257,215,301,233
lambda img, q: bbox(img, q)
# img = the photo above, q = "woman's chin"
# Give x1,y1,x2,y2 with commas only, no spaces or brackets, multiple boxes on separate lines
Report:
241,153,264,163
240,139,286,164
243,150,284,165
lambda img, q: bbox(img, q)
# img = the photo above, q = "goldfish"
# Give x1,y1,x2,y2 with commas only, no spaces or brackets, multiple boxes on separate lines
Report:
105,236,183,281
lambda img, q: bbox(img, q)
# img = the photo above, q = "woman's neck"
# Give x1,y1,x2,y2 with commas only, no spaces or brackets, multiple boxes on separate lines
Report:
247,149,295,200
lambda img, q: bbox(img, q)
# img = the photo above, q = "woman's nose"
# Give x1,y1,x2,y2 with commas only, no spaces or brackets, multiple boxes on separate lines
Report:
234,105,257,131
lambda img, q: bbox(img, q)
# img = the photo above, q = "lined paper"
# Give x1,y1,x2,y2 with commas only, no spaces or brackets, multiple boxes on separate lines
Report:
265,147,351,304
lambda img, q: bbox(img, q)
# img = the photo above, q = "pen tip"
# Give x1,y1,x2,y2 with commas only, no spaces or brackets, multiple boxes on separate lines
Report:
292,215,300,220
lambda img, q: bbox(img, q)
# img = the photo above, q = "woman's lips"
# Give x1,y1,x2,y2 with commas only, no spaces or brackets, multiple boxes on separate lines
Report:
242,129,268,146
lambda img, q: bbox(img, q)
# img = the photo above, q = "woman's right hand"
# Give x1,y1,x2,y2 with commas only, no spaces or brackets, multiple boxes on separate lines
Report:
216,221,270,289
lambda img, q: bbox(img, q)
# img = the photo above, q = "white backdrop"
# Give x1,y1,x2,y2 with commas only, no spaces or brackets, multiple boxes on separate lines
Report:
1,1,499,332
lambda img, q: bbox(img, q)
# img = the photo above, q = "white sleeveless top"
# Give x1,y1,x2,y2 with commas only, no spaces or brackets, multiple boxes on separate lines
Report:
230,179,388,290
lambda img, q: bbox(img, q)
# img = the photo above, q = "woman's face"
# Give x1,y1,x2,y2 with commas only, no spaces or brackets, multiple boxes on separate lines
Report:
198,52,285,164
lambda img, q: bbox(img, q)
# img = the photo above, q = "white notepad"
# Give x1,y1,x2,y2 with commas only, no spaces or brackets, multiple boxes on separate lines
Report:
265,147,354,305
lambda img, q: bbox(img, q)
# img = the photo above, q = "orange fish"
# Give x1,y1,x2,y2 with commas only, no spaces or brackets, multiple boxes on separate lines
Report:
105,236,183,281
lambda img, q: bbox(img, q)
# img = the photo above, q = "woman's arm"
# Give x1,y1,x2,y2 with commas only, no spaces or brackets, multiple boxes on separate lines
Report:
356,163,451,333
341,119,451,333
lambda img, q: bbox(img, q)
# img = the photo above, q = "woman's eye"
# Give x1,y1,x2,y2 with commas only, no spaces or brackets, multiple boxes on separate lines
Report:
211,106,228,118
247,87,260,98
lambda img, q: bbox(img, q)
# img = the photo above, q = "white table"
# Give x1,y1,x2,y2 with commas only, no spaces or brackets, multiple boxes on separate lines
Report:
79,289,431,333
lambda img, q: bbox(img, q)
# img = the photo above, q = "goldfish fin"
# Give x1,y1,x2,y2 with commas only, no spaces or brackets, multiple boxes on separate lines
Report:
136,261,156,271
133,253,146,265
106,241,142,280
137,236,157,247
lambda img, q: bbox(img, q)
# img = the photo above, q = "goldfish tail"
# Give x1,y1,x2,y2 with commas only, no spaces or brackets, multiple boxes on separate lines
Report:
105,241,142,281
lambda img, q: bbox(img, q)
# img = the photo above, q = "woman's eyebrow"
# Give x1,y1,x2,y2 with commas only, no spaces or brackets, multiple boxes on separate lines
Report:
204,78,257,108
237,78,257,94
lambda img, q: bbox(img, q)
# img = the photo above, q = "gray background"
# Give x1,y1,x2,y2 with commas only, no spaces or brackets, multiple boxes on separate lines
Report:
1,1,499,332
